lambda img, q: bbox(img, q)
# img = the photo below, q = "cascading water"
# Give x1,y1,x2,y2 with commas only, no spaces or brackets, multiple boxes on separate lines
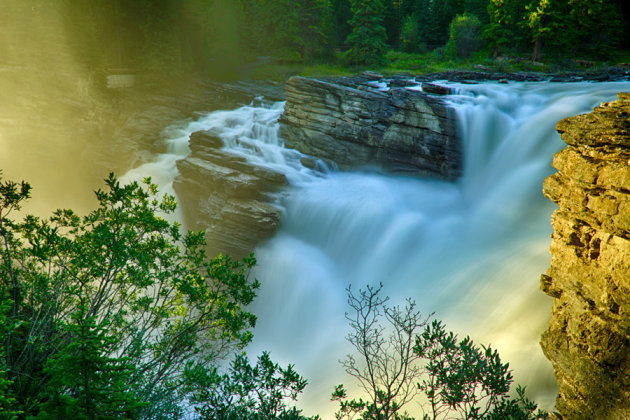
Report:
121,81,630,418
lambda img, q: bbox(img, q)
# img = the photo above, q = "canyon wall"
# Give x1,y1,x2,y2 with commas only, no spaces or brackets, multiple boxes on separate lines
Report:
280,75,460,180
541,92,630,419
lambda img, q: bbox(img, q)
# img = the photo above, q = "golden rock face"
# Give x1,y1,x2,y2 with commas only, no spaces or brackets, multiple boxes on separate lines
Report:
541,93,630,420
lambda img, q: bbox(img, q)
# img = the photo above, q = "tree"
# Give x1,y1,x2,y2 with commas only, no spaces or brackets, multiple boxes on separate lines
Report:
334,285,548,420
294,0,336,62
382,0,404,48
446,13,483,58
564,0,625,58
428,0,463,48
345,0,389,66
332,0,354,48
484,0,523,57
36,310,143,419
333,284,430,420
0,173,260,418
0,302,20,420
525,0,568,61
399,13,425,52
464,0,490,25
415,320,547,419
187,351,317,420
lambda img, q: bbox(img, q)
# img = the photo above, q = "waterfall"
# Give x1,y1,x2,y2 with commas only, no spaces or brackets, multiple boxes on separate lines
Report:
121,81,629,418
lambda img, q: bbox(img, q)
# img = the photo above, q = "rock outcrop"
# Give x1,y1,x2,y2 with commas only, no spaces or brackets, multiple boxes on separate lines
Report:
173,130,287,259
280,75,460,180
540,92,630,419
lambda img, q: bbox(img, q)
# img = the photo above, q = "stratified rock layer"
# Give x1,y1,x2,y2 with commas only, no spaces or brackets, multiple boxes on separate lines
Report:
173,130,287,259
541,92,630,419
280,76,460,180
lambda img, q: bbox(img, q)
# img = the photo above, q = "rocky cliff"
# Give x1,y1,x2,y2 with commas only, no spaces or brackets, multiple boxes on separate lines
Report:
280,75,460,180
541,92,630,419
173,130,287,259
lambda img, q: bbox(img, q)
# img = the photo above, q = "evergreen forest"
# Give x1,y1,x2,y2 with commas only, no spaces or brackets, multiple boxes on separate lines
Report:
7,0,630,79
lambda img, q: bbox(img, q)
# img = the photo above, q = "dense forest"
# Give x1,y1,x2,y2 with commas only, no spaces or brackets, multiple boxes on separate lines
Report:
19,0,628,77
4,0,628,81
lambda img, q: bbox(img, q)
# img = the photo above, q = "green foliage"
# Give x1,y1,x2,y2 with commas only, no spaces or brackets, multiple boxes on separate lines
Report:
522,0,625,60
446,13,483,58
332,0,354,48
0,302,20,420
399,14,426,53
345,0,389,66
239,0,334,63
334,285,548,420
562,0,625,58
35,310,144,419
415,320,547,419
484,0,528,56
464,0,491,25
186,351,316,420
19,0,630,78
0,172,260,418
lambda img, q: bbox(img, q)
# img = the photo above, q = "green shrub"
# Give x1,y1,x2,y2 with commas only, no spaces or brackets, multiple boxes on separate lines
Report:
446,14,483,59
0,172,260,419
333,284,548,420
186,352,317,420
400,15,426,53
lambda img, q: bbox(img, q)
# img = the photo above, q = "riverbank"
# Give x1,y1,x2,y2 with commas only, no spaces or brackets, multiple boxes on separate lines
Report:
244,50,630,82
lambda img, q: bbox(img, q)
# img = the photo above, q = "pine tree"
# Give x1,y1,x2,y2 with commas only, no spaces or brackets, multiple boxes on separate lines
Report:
464,0,490,25
331,0,353,48
485,0,528,57
346,0,389,66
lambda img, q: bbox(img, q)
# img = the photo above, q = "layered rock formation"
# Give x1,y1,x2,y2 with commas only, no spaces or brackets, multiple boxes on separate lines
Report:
280,75,460,180
173,130,287,259
541,93,630,419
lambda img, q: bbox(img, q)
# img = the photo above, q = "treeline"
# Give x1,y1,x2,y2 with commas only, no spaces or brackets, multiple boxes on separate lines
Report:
13,0,629,80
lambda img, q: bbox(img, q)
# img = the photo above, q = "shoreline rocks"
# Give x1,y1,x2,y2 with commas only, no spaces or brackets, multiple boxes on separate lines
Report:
540,92,630,419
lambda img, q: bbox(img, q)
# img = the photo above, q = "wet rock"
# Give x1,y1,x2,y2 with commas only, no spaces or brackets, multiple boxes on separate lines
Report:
421,82,453,95
541,92,630,419
173,130,287,259
280,76,460,180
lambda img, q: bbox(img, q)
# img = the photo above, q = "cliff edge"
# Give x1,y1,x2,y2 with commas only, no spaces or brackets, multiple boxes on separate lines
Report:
541,92,630,419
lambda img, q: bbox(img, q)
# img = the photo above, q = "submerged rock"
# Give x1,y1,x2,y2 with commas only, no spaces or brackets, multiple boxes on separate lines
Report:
541,92,630,419
173,130,287,259
280,76,460,180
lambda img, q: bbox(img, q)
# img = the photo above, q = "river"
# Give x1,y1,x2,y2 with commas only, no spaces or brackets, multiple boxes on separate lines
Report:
119,80,629,418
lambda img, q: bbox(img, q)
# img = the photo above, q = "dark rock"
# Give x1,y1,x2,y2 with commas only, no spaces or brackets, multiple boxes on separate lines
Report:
421,82,453,95
280,76,461,180
388,78,417,88
362,71,384,79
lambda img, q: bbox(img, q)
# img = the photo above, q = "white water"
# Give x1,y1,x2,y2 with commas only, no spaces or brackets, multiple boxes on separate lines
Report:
121,81,629,418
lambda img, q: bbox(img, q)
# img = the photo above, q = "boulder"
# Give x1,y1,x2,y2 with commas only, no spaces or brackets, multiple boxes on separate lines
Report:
541,92,630,419
280,76,461,180
173,130,287,259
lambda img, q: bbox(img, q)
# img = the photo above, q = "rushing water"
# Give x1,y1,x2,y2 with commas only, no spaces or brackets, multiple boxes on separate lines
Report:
121,81,629,418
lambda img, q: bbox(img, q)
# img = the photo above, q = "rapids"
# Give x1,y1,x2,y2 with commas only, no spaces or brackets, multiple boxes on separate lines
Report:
121,81,630,418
